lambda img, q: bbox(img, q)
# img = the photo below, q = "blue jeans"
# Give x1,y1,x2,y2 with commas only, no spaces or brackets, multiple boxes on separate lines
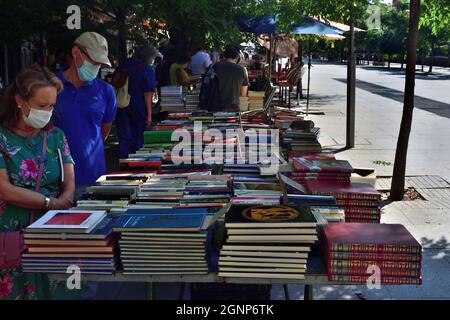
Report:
115,107,146,159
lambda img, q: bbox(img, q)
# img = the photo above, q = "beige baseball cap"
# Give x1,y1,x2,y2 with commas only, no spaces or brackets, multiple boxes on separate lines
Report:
74,32,111,67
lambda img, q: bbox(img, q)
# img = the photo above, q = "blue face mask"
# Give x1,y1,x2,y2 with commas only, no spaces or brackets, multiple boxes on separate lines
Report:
77,59,101,82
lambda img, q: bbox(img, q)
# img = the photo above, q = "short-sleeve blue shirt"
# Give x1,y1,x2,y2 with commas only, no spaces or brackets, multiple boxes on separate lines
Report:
53,72,117,185
115,57,156,118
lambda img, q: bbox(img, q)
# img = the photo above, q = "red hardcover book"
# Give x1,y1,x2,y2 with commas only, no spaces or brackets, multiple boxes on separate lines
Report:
288,151,336,161
293,158,353,173
322,223,422,254
329,251,422,263
345,219,380,224
305,181,381,200
344,213,381,220
328,274,422,285
120,159,162,168
336,200,380,207
343,207,381,215
328,260,421,277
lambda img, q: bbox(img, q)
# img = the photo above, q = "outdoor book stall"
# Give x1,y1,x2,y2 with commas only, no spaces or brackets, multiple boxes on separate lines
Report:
23,85,422,300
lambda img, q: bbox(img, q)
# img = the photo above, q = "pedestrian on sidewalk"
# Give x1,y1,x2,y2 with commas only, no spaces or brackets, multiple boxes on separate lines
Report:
114,45,158,159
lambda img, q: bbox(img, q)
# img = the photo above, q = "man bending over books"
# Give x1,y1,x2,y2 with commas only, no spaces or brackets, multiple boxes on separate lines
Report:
0,65,78,300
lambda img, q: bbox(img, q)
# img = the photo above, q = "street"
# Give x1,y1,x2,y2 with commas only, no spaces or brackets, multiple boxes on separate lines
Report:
271,62,450,300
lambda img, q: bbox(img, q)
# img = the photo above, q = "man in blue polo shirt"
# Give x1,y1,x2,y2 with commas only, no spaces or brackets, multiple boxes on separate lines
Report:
114,45,158,158
53,32,116,197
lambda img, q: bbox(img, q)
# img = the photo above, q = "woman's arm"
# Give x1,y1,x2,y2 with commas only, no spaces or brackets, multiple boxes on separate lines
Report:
0,169,49,210
176,68,190,87
0,167,74,211
58,163,75,208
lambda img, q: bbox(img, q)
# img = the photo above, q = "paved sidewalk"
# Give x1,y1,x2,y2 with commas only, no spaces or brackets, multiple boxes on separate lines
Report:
271,62,450,300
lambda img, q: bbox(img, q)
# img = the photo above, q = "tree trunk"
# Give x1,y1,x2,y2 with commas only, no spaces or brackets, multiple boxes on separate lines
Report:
401,53,405,69
428,41,435,73
116,7,128,61
390,0,421,201
388,54,391,68
421,48,424,72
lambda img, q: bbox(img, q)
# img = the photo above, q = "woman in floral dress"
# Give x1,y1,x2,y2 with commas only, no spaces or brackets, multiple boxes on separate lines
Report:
0,65,79,300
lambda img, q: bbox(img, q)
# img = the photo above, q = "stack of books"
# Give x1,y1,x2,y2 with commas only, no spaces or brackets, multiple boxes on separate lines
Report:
218,205,318,280
181,175,233,207
322,223,422,284
23,211,117,274
247,91,265,110
232,178,283,206
282,129,321,153
160,86,184,112
305,181,381,223
113,208,220,275
273,110,304,130
291,158,353,185
185,90,200,110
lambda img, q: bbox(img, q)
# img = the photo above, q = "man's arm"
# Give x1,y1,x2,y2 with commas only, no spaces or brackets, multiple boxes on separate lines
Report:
102,123,113,141
240,85,249,97
144,91,154,126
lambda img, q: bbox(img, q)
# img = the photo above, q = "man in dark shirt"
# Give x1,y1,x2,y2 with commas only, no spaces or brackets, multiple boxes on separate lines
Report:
215,47,249,111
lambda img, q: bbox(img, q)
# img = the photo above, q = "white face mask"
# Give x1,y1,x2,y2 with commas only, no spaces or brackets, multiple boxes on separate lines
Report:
22,107,53,129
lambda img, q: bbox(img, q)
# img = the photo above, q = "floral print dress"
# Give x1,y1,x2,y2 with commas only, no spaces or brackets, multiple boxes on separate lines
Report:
0,125,79,300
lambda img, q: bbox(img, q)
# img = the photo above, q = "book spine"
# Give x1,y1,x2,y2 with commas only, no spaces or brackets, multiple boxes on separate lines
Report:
345,219,380,224
328,259,421,270
318,192,380,201
329,252,422,262
329,244,421,254
293,178,351,183
328,274,422,285
329,268,421,277
336,200,380,207
344,214,381,220
343,207,381,215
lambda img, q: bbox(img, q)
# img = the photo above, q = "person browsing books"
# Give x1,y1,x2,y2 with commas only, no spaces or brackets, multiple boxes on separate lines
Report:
114,45,158,159
170,52,194,91
214,46,249,111
0,65,77,300
52,32,117,199
190,46,212,76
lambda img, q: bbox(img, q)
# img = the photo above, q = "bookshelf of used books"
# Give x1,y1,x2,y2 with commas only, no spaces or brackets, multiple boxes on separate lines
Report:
30,92,422,300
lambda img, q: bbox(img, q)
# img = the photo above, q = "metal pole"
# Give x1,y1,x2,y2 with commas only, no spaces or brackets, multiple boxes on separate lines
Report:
306,35,312,116
269,34,273,83
346,9,356,149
